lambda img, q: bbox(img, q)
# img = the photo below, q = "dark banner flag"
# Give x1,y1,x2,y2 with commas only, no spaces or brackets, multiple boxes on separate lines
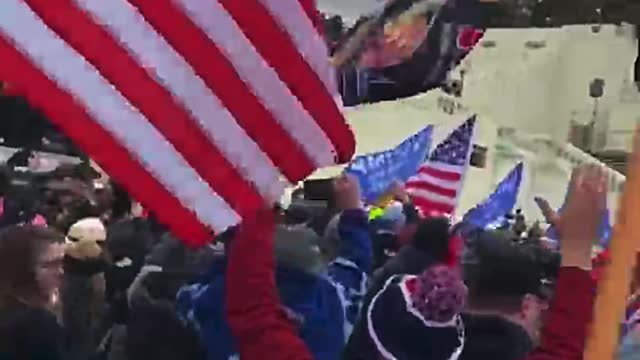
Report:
336,0,488,106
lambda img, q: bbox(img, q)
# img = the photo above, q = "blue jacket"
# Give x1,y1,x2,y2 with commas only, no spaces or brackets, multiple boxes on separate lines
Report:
178,262,345,360
177,209,372,360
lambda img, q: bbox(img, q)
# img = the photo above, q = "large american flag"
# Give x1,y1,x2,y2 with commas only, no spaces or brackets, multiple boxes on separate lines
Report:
406,116,476,216
0,0,355,246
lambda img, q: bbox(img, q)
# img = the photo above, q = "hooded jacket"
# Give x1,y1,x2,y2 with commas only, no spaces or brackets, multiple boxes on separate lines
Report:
178,209,371,360
225,210,313,360
62,218,109,360
458,313,532,360
178,261,345,360
125,271,206,360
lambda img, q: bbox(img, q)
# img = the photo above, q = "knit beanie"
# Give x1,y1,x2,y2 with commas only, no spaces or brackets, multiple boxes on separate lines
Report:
367,265,466,360
409,265,467,323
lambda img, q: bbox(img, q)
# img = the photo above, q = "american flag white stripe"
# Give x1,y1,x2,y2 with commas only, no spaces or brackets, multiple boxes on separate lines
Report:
173,0,337,169
406,116,476,216
0,0,242,230
406,187,459,206
407,163,464,215
407,172,460,191
73,0,287,203
0,0,355,246
217,0,354,162
258,0,340,100
427,162,469,174
130,0,329,182
23,0,274,223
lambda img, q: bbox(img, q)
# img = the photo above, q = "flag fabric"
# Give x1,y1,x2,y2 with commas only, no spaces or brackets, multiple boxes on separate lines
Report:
546,209,612,244
0,0,355,247
346,126,432,203
337,0,487,105
461,162,523,231
406,116,476,216
545,187,612,245
598,210,612,247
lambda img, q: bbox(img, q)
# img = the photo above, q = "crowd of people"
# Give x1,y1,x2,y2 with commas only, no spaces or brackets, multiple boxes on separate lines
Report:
0,154,634,360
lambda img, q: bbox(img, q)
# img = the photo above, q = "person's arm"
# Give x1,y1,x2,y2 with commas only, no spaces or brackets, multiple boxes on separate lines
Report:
331,175,372,272
325,175,373,339
525,267,595,360
225,209,312,360
389,180,420,225
526,165,607,360
402,201,420,224
333,209,372,271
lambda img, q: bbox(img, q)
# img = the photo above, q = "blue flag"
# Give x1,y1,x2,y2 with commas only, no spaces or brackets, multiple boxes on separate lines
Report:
346,126,433,202
545,188,612,245
462,162,524,230
598,209,612,247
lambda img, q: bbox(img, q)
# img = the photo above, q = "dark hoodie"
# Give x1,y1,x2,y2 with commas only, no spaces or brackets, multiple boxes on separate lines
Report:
459,230,556,360
62,250,108,360
121,234,211,360
459,314,533,360
125,271,206,360
343,217,450,360
0,301,64,360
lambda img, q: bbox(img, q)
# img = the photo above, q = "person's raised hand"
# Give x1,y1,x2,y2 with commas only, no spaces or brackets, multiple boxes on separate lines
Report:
334,174,362,210
535,165,608,269
389,180,411,203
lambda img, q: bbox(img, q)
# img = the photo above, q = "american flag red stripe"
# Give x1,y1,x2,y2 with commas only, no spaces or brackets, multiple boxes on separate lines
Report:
131,0,318,182
27,0,268,220
416,166,463,183
412,197,458,216
0,37,211,242
405,178,458,199
0,0,354,246
406,117,476,217
219,0,352,161
406,163,463,215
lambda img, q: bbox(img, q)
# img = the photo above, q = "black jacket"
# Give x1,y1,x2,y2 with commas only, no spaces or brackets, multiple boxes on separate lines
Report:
0,302,64,360
459,313,534,360
124,272,206,360
62,256,108,360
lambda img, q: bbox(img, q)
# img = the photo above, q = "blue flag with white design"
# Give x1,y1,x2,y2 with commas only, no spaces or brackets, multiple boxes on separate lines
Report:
461,162,523,230
346,126,433,202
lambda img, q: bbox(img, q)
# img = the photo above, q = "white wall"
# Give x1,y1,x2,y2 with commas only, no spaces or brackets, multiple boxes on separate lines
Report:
457,24,639,145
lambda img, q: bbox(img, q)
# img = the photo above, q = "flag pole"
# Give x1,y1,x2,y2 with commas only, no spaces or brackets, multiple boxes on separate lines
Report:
584,126,640,360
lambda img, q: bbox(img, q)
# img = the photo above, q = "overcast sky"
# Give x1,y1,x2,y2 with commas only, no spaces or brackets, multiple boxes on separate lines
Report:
316,0,382,22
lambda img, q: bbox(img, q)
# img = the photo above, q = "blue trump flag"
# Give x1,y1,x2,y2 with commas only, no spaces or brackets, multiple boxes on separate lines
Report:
346,126,433,202
546,208,612,246
544,180,612,245
462,162,524,230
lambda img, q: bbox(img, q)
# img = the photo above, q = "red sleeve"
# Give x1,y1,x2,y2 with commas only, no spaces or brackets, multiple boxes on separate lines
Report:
225,210,313,360
524,267,596,360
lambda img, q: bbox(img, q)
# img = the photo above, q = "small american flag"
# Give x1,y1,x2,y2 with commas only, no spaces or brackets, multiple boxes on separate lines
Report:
0,0,354,246
406,116,476,216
